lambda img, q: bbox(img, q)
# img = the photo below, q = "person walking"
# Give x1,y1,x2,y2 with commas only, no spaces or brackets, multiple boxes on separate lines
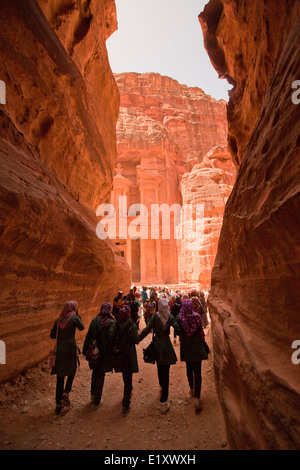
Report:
147,294,156,323
123,288,140,329
141,286,148,305
50,301,84,415
112,291,123,320
171,295,182,345
143,298,151,325
177,299,208,413
83,302,116,408
138,297,178,414
113,304,139,416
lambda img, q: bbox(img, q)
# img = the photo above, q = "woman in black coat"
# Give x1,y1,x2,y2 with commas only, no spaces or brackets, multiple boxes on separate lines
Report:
177,299,208,412
83,302,116,408
50,301,84,414
113,304,139,416
171,295,182,344
139,297,179,414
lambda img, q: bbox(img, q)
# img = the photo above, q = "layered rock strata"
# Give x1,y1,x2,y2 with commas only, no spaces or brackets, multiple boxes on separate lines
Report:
0,0,130,383
115,72,228,168
200,0,300,167
178,146,235,287
200,1,300,450
111,73,229,284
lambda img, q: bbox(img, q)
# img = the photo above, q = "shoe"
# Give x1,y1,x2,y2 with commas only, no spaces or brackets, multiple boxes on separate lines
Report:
94,399,103,408
160,401,170,414
194,398,202,412
122,405,130,416
189,387,195,397
55,404,62,415
61,393,70,406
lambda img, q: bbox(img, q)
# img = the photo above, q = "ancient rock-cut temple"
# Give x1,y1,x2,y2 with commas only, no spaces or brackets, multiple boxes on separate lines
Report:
108,72,234,286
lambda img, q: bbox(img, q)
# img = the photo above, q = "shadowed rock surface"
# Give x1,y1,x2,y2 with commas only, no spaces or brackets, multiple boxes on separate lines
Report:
200,0,300,450
0,0,130,383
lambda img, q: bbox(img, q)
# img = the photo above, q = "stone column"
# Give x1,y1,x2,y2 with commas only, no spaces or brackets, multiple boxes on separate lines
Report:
139,188,147,282
110,190,115,207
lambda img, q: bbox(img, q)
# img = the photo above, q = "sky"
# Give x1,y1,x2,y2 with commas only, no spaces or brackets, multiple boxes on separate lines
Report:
106,0,231,102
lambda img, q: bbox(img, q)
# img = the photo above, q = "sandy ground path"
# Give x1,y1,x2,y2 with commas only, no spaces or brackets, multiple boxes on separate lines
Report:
0,319,229,451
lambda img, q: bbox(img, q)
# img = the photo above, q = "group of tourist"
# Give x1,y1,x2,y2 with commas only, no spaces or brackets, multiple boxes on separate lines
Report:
49,285,210,417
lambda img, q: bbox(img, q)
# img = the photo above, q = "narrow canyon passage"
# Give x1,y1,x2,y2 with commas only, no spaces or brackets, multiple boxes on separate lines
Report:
0,319,228,451
0,0,299,452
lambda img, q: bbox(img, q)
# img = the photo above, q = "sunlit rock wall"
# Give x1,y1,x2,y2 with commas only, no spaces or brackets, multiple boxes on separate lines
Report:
178,145,235,287
200,0,300,450
0,0,130,383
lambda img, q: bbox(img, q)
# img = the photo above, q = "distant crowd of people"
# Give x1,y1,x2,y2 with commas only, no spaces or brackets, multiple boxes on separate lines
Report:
49,285,211,417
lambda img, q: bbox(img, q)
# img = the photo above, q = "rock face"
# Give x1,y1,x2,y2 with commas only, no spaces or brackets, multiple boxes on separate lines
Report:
200,0,300,167
0,0,130,383
111,72,229,284
200,1,300,450
178,146,236,287
115,72,228,167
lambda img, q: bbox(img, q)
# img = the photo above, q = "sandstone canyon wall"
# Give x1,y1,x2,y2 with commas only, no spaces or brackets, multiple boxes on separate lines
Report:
179,145,235,287
0,0,130,383
200,0,300,450
111,72,229,285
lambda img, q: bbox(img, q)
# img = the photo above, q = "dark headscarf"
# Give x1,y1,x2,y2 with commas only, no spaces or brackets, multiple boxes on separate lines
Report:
117,304,131,323
179,299,202,337
97,302,113,327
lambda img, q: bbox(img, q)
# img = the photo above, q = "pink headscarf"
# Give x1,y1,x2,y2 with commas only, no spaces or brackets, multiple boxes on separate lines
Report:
58,301,78,330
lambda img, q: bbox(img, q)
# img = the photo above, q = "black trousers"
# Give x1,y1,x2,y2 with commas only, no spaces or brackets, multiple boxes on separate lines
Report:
157,364,170,403
56,375,75,405
122,370,133,408
186,361,202,399
91,368,105,406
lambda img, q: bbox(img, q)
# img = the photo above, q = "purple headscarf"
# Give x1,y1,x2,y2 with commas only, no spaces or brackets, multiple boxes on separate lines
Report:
179,299,202,337
97,302,113,327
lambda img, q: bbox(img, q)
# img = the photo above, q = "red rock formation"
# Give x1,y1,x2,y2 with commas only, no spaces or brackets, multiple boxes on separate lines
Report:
200,1,300,450
0,0,130,383
115,72,228,167
178,145,236,287
111,73,229,284
200,0,300,167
